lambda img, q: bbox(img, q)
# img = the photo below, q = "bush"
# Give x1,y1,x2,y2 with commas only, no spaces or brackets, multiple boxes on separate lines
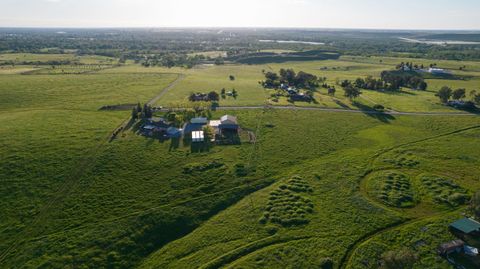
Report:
319,257,334,269
373,104,385,111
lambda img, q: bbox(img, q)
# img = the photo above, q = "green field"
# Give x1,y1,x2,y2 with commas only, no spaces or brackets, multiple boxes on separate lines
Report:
1,52,480,268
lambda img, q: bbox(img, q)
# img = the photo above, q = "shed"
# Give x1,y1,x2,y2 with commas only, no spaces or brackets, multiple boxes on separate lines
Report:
192,131,204,142
219,115,239,131
450,218,480,235
438,240,465,256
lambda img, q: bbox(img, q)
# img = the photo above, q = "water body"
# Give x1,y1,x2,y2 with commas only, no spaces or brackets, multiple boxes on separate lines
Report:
259,40,325,45
399,37,480,45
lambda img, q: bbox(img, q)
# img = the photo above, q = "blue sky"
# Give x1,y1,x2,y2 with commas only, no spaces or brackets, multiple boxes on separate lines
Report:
1,0,479,29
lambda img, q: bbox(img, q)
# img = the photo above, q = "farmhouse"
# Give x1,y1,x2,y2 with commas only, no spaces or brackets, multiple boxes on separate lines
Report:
142,117,170,134
290,92,312,102
450,218,480,236
208,115,239,137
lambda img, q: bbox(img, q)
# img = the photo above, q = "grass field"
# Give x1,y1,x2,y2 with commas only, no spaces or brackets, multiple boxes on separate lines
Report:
1,53,480,268
0,53,116,65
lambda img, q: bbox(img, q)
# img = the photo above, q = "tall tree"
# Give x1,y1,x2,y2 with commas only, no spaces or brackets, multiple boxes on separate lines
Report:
436,86,452,103
452,88,466,100
343,85,361,100
207,91,219,101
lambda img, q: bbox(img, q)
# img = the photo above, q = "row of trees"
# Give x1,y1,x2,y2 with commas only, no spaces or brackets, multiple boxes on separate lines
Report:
131,103,153,120
380,71,428,91
339,73,427,93
262,69,324,90
436,86,480,105
189,91,220,102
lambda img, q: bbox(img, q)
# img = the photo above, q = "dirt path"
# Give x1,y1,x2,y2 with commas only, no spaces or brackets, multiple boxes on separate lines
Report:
147,74,186,106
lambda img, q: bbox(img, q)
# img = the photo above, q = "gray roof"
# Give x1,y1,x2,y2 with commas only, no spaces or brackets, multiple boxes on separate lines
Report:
191,117,208,124
220,115,238,125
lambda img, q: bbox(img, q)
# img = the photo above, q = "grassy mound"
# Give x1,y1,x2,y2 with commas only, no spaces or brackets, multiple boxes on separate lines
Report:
368,171,416,208
418,174,470,207
260,176,314,226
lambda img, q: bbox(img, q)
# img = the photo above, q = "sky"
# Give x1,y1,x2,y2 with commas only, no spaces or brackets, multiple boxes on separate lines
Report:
1,0,480,30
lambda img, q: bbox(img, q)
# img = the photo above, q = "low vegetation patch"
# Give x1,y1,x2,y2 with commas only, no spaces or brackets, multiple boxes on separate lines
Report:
182,160,224,174
260,176,314,227
368,171,416,208
383,151,420,168
418,174,469,207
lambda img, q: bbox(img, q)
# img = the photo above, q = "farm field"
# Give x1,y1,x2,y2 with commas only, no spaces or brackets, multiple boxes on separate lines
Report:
1,50,480,269
132,56,480,113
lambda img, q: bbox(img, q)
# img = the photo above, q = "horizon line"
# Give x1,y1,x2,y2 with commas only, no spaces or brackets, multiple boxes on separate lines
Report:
1,26,480,32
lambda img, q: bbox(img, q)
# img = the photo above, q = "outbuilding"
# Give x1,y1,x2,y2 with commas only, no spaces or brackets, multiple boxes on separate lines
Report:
438,240,465,256
450,218,480,235
219,115,239,131
191,117,208,125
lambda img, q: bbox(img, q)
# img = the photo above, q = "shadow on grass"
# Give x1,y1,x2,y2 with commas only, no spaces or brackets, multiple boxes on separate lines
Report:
352,101,396,123
334,99,351,109
169,137,180,151
191,142,211,153
454,106,480,115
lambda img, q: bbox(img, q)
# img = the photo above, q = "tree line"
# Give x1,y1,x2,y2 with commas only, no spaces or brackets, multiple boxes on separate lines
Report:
262,68,324,90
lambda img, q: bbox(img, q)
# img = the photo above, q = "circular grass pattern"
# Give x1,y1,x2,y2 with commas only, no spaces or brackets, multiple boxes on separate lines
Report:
367,171,416,208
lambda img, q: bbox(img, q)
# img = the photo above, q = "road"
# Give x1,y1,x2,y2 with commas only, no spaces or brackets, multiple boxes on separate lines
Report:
162,105,479,117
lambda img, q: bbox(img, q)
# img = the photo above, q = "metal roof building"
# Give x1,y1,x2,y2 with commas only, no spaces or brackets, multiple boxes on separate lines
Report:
191,117,208,125
450,218,480,234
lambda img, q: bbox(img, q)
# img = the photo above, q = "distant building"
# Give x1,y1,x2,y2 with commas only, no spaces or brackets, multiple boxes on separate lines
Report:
192,131,205,142
290,92,312,102
428,68,447,74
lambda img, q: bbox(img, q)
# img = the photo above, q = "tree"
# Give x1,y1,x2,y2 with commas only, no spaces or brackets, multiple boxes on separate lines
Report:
131,107,138,120
436,86,452,103
232,88,238,98
207,91,219,101
136,102,142,113
474,93,480,105
343,85,361,100
381,249,417,269
279,68,296,85
229,75,235,81
328,87,336,96
452,88,466,100
203,126,215,142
